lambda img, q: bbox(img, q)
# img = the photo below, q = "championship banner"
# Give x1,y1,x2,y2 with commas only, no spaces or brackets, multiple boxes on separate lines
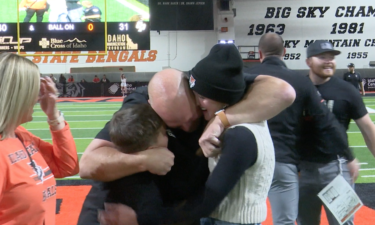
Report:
234,0,375,70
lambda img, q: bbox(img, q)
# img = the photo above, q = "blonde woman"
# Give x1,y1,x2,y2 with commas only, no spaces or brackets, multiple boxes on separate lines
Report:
0,53,79,225
120,74,127,97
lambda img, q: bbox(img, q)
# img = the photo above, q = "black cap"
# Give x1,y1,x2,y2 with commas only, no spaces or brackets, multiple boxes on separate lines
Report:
189,44,245,105
348,63,355,67
306,40,341,58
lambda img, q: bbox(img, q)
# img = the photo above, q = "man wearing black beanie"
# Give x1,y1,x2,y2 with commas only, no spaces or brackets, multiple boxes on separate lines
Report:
189,44,246,106
153,44,275,225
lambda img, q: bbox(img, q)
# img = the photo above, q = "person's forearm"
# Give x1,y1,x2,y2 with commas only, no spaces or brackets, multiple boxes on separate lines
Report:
360,125,375,158
356,116,375,158
361,83,365,93
79,146,146,182
226,75,295,124
363,135,375,158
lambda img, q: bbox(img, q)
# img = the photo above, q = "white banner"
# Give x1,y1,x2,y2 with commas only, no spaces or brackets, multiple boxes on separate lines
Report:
234,0,375,69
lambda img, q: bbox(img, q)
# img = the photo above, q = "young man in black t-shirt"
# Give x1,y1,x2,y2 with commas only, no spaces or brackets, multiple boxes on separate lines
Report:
298,40,375,225
343,63,365,96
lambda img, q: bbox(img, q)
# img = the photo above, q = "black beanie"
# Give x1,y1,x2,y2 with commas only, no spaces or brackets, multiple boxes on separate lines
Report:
189,44,245,105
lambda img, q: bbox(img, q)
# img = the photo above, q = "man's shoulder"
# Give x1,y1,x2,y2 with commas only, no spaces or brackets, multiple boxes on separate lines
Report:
92,6,101,12
120,87,149,109
326,76,357,92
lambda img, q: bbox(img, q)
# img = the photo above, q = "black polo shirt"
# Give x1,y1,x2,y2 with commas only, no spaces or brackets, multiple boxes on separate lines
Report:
244,56,349,165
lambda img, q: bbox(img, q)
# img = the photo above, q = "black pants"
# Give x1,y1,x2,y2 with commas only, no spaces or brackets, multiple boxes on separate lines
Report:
24,9,45,22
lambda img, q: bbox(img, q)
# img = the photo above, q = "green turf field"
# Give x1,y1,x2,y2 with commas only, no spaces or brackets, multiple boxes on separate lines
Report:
22,97,375,183
1,0,149,23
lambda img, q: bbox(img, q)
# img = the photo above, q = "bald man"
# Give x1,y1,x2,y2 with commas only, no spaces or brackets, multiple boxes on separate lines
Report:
78,67,295,225
244,33,351,225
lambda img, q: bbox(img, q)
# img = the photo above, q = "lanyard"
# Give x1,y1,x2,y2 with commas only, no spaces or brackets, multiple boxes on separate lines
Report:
16,136,38,174
16,136,46,225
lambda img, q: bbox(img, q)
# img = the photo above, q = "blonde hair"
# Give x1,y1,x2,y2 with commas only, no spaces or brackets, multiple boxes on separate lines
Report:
0,53,40,139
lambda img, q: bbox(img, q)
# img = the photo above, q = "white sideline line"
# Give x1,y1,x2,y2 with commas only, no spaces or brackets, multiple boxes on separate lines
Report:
64,175,81,179
28,128,103,131
43,137,92,140
359,162,368,165
33,110,116,113
359,168,375,171
33,114,112,118
361,175,375,178
35,106,120,109
29,120,109,123
350,146,367,148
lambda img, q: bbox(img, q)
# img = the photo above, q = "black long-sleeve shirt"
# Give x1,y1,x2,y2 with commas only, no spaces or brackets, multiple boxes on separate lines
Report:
162,126,258,224
244,56,351,164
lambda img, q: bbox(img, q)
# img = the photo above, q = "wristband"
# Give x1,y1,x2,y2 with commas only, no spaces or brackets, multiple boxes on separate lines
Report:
215,109,230,128
47,110,64,127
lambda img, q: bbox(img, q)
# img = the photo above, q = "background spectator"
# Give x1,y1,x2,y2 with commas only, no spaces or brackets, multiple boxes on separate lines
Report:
93,75,100,83
68,75,75,83
59,74,67,96
101,75,110,83
49,74,57,83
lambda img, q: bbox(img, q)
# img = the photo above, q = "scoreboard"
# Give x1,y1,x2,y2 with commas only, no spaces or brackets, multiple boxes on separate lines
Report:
0,0,150,53
0,22,150,53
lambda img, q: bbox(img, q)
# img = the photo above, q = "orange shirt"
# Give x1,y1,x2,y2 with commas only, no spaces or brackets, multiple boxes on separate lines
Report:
19,0,47,10
93,77,100,83
0,123,79,225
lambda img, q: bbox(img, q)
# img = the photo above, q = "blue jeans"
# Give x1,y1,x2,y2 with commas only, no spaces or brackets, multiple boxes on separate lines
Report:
297,159,354,225
200,217,261,225
268,162,299,225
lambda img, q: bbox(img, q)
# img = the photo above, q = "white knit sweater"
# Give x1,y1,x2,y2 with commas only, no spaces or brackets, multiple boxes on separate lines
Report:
208,121,275,224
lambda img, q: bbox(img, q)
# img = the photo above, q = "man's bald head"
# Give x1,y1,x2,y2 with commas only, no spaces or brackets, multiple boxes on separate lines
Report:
258,33,285,59
148,69,201,132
